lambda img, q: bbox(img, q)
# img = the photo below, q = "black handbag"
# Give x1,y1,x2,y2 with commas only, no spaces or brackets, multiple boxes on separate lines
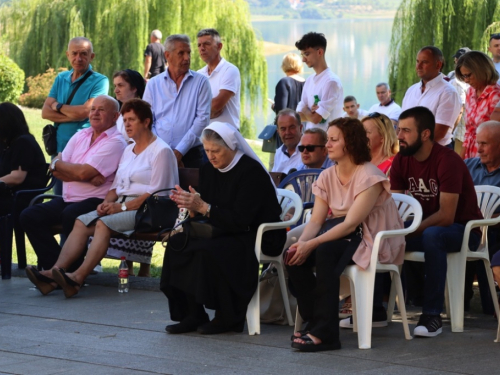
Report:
42,124,58,155
134,188,178,233
42,70,94,156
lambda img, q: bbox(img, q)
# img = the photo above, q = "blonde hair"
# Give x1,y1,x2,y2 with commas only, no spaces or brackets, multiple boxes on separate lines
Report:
281,53,303,74
361,113,399,157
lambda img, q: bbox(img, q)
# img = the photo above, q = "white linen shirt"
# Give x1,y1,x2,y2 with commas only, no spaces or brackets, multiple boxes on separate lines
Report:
111,137,179,197
271,144,303,174
296,68,344,132
198,58,241,129
368,100,402,122
143,69,211,155
402,73,461,146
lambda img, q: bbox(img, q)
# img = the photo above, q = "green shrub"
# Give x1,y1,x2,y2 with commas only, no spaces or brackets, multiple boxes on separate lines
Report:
0,53,24,103
19,68,66,109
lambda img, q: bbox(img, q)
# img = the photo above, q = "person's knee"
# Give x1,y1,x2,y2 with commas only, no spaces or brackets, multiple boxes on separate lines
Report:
20,206,39,229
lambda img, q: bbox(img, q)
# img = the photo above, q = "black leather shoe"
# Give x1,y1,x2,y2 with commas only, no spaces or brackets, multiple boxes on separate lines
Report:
197,318,245,335
165,316,208,334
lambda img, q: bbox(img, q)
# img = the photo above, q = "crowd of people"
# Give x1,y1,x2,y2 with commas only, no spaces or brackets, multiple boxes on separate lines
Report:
1,28,500,353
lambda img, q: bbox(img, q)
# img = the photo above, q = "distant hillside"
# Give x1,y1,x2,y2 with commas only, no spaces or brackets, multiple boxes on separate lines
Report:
248,0,401,19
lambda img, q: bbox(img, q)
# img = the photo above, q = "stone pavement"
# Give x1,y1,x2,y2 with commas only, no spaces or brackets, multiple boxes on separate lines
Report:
1,269,499,375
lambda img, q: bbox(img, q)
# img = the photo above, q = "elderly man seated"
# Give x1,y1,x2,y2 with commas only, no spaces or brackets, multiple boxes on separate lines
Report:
464,121,500,312
20,95,127,273
297,128,333,170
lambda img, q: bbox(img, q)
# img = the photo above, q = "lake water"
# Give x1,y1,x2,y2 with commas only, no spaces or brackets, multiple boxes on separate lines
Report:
251,18,394,133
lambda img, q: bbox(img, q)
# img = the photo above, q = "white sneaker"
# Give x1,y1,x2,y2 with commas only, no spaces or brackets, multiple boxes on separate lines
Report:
339,315,388,329
413,314,442,337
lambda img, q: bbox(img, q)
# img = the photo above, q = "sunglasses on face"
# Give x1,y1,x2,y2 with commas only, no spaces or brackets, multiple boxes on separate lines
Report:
298,145,324,152
462,72,473,79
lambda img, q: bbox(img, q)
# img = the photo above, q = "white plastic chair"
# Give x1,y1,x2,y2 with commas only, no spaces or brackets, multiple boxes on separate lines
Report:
294,193,423,349
401,185,500,334
246,188,303,335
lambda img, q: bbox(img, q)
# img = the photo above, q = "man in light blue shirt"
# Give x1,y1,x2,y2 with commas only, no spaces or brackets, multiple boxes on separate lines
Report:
143,34,212,168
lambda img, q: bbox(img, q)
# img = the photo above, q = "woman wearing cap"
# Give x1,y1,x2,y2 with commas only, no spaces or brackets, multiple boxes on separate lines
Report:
160,122,286,335
455,51,500,159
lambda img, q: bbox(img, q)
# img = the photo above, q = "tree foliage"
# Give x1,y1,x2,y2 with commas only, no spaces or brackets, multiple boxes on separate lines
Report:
0,0,267,138
388,0,500,103
0,53,24,102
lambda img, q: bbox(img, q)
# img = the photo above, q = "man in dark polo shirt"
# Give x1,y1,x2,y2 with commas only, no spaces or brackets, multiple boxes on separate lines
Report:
390,106,483,337
144,29,166,81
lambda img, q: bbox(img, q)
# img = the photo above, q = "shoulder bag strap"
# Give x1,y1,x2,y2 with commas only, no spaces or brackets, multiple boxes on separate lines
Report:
65,70,93,105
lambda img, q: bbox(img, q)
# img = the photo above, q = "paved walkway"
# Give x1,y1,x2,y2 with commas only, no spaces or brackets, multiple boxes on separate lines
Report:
1,269,499,375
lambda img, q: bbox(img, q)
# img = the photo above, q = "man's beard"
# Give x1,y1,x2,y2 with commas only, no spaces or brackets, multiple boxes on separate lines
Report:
399,137,423,156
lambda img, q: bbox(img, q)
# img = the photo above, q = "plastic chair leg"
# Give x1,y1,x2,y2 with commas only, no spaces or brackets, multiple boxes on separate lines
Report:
294,308,303,333
275,263,294,326
14,223,27,269
392,271,412,340
246,287,260,335
352,271,375,349
482,259,500,319
386,274,397,323
0,215,13,279
446,254,466,333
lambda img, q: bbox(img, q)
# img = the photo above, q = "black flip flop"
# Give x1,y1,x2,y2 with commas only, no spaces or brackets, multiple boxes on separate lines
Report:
25,266,57,296
51,268,81,298
291,335,341,352
290,329,309,341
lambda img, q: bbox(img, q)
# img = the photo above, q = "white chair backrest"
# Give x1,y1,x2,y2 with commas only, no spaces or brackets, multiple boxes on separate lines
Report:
276,188,303,226
368,193,423,267
474,185,500,245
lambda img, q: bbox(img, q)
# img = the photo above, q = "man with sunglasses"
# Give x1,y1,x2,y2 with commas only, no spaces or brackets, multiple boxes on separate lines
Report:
298,128,333,170
271,109,304,174
295,32,343,132
402,46,461,149
488,33,500,76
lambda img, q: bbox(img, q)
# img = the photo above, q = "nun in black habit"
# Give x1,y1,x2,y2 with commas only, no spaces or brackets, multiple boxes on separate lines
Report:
160,121,286,335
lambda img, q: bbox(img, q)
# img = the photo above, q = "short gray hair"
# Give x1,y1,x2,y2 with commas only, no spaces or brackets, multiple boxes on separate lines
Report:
68,37,93,53
275,108,301,127
197,28,221,44
376,82,390,90
151,29,162,39
303,127,327,145
96,94,119,112
165,34,190,52
200,128,230,149
477,121,500,137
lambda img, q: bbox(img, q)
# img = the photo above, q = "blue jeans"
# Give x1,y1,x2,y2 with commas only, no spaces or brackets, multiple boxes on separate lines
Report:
405,222,480,315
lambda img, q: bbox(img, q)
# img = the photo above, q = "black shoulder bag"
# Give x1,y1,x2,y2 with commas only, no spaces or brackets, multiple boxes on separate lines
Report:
134,188,179,233
42,70,94,155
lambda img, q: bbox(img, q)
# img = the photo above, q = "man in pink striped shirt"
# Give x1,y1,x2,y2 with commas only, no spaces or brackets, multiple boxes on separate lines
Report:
21,95,127,271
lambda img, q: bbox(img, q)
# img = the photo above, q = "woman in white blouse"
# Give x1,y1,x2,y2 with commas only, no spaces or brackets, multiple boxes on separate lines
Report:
26,99,178,297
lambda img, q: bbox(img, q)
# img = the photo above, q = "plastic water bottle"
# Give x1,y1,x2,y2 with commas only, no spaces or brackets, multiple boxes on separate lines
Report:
118,257,129,293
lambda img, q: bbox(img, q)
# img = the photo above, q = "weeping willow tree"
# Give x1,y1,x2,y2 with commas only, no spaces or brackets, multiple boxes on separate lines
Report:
0,0,266,137
388,0,500,103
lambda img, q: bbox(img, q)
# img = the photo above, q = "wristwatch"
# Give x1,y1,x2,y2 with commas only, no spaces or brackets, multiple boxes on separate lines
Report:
204,204,211,217
51,158,60,171
121,203,127,212
56,103,64,113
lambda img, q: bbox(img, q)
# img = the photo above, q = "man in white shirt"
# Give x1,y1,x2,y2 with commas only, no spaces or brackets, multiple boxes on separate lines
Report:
368,83,402,126
197,28,241,129
295,32,343,132
342,95,368,120
402,46,461,148
488,33,500,77
272,109,304,174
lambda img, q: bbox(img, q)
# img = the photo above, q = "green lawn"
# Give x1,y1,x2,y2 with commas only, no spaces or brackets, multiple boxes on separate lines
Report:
12,106,269,277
